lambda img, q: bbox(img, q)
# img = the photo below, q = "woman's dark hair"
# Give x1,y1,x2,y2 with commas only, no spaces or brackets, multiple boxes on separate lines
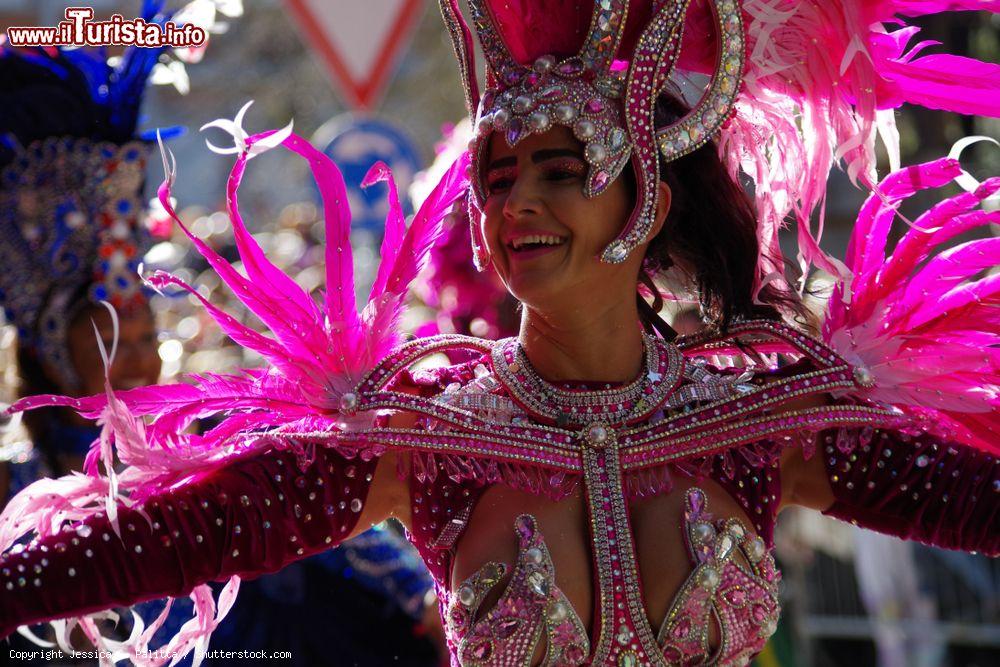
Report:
638,93,805,333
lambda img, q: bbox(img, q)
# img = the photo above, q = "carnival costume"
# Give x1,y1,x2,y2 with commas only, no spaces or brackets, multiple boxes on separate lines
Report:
1,1,999,666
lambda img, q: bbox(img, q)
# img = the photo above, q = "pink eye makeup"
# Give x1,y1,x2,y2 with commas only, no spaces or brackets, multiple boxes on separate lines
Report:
485,166,517,193
540,158,586,179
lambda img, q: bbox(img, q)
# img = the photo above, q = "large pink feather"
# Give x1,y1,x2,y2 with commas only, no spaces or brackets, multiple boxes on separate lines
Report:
280,133,361,356
155,181,331,393
363,161,406,303
824,156,1000,456
357,153,471,364
709,0,1000,281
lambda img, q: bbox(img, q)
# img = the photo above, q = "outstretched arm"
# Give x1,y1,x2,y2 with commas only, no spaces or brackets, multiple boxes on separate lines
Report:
0,441,410,641
780,420,999,555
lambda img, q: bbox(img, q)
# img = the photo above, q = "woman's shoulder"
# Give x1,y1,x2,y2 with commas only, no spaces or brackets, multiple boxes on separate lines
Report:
377,333,501,398
674,318,850,393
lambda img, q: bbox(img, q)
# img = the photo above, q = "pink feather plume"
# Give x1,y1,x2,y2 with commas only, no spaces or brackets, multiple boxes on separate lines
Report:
823,157,1000,455
705,0,1000,283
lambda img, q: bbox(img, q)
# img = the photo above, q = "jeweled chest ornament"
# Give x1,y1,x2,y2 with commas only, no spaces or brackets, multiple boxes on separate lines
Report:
447,514,590,665
490,334,684,429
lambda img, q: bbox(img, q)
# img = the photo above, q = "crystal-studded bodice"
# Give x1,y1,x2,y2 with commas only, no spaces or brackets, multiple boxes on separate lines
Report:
441,488,780,666
394,337,798,666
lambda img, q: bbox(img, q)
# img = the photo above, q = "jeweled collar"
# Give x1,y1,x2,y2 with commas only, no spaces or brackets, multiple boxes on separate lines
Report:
490,335,684,428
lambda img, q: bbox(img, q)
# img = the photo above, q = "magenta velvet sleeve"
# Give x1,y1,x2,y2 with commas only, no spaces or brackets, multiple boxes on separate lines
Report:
0,444,380,638
821,426,999,555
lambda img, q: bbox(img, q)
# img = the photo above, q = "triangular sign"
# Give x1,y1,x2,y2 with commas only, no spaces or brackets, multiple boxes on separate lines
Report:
285,0,424,111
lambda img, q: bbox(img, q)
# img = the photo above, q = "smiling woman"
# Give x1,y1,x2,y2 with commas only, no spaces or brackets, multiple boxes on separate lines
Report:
482,128,639,316
1,1,999,666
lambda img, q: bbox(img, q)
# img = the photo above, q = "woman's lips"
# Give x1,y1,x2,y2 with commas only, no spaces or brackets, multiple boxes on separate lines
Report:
508,243,564,261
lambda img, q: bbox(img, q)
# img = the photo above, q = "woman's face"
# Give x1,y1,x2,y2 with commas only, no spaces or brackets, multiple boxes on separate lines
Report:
64,303,161,397
480,126,645,312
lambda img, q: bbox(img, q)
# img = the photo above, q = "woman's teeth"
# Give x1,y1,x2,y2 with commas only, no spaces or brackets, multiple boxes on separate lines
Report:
511,235,566,250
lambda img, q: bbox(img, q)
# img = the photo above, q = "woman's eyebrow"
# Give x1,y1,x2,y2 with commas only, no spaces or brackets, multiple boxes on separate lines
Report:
486,156,516,171
532,148,582,162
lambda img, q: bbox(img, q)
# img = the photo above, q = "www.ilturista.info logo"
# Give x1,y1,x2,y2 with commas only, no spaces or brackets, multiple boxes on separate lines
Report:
6,7,206,48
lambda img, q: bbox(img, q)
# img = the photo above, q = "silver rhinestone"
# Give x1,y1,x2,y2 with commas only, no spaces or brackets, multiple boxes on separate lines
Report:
554,104,577,123
575,119,596,140
585,143,608,164
747,537,766,562
339,392,358,414
700,566,721,590
493,108,510,129
528,111,551,131
458,584,476,607
533,55,555,73
68,568,76,577
603,240,628,263
853,366,874,386
350,498,363,513
693,522,715,541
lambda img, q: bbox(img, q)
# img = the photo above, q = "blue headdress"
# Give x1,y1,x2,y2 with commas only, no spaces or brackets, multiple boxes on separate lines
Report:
0,1,190,390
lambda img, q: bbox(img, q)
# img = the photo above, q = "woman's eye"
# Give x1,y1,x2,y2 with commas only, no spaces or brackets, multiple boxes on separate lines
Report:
545,168,578,181
486,175,514,193
542,161,585,181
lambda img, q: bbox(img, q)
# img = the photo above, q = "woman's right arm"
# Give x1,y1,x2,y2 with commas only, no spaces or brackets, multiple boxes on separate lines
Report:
0,438,409,639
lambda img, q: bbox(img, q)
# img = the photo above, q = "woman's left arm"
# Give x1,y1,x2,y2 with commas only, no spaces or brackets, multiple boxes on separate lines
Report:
780,419,999,555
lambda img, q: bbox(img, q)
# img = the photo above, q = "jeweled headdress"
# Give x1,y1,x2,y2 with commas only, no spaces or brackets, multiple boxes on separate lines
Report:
440,0,1000,276
0,0,229,390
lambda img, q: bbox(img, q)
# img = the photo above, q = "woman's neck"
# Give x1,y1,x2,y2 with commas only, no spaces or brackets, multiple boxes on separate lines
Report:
518,296,645,384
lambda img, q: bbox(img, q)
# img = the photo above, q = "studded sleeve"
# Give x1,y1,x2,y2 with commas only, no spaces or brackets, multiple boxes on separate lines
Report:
0,444,379,639
819,426,999,555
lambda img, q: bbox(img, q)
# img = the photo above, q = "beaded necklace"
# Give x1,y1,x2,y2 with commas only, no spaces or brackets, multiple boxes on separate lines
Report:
490,335,684,429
